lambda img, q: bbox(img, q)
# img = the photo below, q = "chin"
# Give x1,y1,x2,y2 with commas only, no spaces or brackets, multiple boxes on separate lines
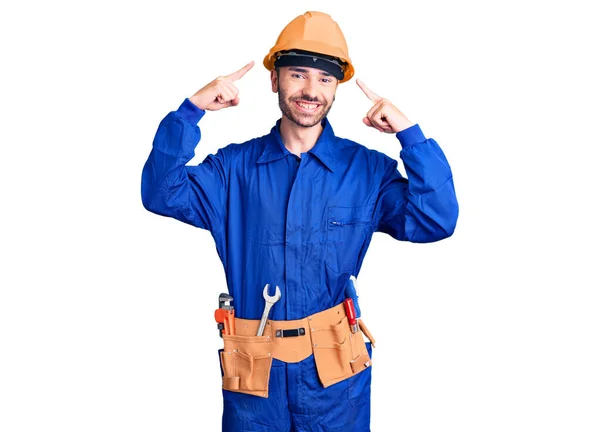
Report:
293,107,326,126
293,115,322,128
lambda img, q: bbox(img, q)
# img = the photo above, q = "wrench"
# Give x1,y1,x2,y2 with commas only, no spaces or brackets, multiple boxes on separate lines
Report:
256,283,281,336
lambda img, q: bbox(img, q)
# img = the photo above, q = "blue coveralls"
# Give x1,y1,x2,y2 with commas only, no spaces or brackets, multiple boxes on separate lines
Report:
141,98,459,431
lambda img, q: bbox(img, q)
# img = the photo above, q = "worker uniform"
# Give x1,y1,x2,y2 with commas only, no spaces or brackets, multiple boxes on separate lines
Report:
141,98,459,431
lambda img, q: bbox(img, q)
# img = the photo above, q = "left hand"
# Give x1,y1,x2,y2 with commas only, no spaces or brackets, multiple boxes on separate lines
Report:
357,79,414,133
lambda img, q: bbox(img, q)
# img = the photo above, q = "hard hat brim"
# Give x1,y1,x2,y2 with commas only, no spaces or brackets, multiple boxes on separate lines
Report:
264,39,354,83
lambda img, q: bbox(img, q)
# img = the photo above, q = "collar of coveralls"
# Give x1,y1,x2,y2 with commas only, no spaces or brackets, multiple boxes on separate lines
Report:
257,117,338,172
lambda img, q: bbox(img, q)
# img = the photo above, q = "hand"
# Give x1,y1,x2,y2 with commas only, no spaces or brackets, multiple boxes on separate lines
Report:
356,79,413,133
189,61,255,111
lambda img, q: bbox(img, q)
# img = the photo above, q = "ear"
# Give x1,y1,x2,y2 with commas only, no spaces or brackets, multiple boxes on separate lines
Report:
270,70,278,93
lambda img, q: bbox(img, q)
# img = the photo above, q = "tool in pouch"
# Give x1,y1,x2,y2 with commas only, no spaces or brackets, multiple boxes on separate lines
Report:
345,274,376,349
344,298,359,333
214,293,235,337
345,275,361,319
257,284,281,336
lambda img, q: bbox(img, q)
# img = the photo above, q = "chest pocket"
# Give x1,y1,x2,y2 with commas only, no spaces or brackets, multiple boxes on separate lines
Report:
326,205,373,273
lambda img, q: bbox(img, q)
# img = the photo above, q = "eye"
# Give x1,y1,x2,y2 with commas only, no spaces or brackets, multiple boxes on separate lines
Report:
321,78,332,83
291,73,304,79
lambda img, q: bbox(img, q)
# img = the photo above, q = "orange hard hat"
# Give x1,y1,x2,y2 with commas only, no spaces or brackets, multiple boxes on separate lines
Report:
263,11,354,83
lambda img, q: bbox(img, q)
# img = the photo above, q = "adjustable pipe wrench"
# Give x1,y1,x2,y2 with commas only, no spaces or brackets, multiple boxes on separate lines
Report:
215,293,235,337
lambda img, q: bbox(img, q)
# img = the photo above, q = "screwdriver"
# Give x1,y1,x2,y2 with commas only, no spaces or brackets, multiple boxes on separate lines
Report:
344,298,359,334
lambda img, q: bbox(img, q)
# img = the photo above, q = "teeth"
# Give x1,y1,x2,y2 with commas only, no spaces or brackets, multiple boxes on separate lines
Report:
297,102,318,110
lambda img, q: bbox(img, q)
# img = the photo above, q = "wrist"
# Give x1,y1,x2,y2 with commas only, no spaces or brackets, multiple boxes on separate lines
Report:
189,95,206,111
393,117,415,134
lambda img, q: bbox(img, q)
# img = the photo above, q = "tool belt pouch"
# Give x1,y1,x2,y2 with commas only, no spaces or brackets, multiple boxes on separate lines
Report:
219,334,273,398
310,306,374,388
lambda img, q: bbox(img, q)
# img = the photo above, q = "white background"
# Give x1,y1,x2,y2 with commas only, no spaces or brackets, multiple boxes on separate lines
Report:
1,0,599,431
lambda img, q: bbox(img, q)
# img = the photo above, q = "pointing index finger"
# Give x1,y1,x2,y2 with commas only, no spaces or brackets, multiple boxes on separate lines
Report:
356,79,382,102
226,60,255,81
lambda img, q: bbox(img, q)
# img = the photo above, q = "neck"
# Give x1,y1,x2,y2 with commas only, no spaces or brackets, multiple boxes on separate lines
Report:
279,116,324,157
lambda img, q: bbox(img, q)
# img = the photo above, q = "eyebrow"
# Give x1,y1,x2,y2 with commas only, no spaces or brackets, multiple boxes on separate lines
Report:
288,67,333,77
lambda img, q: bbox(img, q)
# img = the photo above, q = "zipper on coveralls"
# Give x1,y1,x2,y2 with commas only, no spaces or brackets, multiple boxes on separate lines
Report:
330,220,369,227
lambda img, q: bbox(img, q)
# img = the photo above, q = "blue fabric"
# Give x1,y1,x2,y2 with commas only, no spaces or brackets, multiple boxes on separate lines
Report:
141,98,459,430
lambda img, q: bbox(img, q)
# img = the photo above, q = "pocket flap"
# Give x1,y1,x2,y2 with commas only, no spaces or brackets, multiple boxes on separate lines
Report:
222,376,240,390
350,353,372,373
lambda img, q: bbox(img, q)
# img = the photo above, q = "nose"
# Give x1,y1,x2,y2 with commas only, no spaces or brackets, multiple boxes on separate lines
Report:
301,78,320,102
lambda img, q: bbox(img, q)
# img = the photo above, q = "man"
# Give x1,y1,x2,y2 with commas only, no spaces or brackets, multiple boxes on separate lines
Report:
142,10,458,432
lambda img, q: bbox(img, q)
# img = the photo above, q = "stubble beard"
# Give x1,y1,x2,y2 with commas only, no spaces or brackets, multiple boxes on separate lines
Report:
278,85,334,128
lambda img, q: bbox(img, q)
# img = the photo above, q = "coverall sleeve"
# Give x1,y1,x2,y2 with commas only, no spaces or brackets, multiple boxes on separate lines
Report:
141,98,228,234
373,123,459,242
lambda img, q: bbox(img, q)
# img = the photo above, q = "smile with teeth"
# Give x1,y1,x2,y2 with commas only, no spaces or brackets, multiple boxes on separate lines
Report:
294,101,321,111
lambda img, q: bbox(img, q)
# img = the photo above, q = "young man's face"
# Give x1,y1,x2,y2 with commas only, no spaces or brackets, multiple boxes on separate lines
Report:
271,66,338,128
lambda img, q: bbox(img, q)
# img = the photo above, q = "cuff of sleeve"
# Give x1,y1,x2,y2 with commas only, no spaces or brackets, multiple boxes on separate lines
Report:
177,98,206,125
396,123,426,149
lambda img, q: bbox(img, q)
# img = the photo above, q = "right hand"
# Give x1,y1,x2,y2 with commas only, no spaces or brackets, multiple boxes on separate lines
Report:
189,61,255,111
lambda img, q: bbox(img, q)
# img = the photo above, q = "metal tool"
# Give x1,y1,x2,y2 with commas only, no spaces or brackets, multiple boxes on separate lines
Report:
219,293,233,309
215,293,235,337
256,284,281,336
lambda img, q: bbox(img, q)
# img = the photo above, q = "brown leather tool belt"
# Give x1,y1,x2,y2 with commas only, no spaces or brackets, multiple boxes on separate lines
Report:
219,302,376,398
